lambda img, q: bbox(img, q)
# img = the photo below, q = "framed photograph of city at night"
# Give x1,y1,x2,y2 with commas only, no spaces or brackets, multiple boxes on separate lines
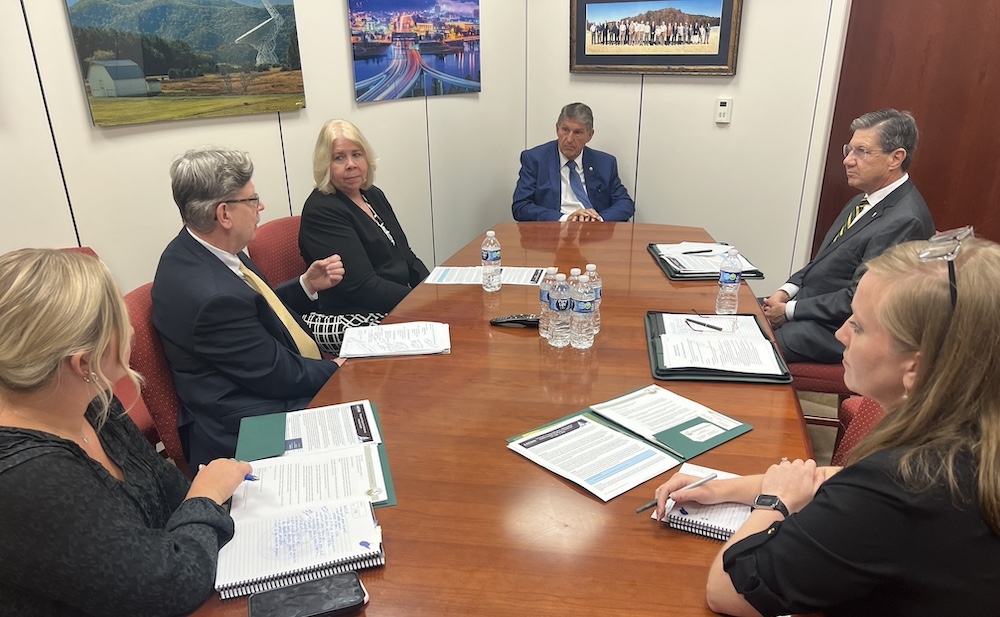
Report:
348,0,482,103
570,0,743,75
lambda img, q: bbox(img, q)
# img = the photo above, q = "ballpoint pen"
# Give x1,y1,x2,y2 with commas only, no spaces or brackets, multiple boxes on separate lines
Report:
634,472,718,515
685,318,724,331
681,249,713,255
245,474,259,481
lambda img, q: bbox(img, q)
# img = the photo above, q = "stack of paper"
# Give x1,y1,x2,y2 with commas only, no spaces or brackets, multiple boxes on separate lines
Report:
339,321,451,358
649,242,763,280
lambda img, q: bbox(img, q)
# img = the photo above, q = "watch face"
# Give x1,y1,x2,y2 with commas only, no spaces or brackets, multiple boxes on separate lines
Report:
755,495,779,508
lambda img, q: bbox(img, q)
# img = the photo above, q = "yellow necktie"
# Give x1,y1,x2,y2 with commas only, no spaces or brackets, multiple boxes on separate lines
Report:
238,262,322,360
832,197,869,243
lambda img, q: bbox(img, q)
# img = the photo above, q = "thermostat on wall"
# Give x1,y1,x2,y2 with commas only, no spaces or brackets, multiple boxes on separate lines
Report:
716,97,733,124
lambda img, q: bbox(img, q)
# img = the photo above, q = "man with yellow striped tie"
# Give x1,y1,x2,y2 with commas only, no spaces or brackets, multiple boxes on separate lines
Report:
153,147,346,467
762,110,934,363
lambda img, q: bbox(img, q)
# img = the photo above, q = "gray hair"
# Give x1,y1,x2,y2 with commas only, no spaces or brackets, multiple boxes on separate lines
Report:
557,102,595,132
170,146,254,233
850,109,918,171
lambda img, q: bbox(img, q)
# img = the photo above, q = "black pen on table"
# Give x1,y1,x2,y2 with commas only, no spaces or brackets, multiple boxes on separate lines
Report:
685,318,724,332
635,472,718,514
681,249,713,255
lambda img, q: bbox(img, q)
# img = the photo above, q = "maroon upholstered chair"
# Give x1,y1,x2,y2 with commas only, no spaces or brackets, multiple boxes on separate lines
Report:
790,362,857,447
831,396,886,466
247,216,306,286
60,246,99,259
123,283,192,478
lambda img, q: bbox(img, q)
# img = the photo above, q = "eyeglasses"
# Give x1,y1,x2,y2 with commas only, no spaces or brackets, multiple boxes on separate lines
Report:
842,144,886,160
223,195,260,209
917,225,974,309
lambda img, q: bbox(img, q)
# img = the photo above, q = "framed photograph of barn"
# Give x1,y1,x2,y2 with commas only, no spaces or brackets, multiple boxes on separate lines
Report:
64,0,307,127
570,0,743,75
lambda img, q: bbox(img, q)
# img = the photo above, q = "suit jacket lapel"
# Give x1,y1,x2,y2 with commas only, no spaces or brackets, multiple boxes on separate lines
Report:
581,148,597,201
548,142,563,198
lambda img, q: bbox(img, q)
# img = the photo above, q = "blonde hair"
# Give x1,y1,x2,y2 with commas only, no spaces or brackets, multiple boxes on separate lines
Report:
312,119,378,194
849,237,1000,532
0,249,140,427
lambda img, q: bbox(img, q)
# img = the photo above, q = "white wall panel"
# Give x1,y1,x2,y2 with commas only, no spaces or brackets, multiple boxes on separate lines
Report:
0,2,77,253
426,0,528,263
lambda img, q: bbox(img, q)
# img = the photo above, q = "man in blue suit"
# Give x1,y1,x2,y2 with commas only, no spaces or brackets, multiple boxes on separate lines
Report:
512,102,635,222
152,147,346,466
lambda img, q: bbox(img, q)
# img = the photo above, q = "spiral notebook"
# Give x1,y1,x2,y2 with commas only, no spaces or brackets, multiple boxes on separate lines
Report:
666,500,752,541
659,463,751,541
215,497,384,599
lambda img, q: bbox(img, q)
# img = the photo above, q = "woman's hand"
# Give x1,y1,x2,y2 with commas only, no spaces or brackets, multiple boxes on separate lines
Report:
759,458,821,514
186,459,254,506
654,473,725,520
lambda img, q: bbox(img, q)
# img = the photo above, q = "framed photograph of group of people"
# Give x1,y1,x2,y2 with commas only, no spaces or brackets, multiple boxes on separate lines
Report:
570,0,744,75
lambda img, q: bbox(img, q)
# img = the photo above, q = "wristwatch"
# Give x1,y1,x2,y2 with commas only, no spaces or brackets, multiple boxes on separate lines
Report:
753,494,789,518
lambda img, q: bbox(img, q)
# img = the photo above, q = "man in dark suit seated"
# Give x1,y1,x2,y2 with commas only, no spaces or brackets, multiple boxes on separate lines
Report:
152,146,346,466
512,102,635,223
763,109,935,363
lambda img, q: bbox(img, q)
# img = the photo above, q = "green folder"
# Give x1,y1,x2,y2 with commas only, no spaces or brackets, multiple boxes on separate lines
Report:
235,404,397,507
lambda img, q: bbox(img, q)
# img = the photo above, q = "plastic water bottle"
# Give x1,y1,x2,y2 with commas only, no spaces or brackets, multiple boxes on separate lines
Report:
568,267,582,290
570,274,596,349
585,263,602,334
548,273,571,348
715,248,742,315
481,230,501,292
538,266,558,339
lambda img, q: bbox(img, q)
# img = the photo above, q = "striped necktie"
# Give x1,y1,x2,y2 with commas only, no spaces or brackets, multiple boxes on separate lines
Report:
832,197,869,243
238,262,322,360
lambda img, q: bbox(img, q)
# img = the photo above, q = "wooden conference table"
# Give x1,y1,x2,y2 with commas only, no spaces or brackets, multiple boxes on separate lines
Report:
193,222,813,617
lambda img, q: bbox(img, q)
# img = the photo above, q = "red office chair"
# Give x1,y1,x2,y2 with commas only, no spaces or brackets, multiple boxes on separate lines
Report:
247,216,306,286
791,362,857,447
60,246,99,259
831,396,885,466
123,283,193,478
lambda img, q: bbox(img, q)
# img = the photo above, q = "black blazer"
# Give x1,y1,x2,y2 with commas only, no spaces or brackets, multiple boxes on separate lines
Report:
299,186,429,315
151,230,337,466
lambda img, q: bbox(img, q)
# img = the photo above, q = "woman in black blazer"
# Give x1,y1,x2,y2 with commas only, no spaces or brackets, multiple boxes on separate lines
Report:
300,119,429,317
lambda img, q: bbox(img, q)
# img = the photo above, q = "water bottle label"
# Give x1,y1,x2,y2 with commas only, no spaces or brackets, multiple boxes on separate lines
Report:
550,297,571,311
540,289,549,303
482,249,501,262
593,286,602,301
573,299,594,313
719,271,741,285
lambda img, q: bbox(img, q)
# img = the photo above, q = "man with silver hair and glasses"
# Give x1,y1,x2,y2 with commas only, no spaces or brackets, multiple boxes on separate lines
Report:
762,109,935,364
152,146,346,467
512,102,635,222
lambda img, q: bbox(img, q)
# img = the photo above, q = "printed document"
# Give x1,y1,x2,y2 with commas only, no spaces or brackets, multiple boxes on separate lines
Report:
340,321,451,358
507,413,679,502
658,314,783,375
283,400,382,454
426,266,545,285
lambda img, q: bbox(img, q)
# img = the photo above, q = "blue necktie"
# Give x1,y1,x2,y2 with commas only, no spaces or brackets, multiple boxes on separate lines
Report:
566,160,593,210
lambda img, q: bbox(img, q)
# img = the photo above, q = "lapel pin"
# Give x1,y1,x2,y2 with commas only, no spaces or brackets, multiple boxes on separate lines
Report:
588,167,593,172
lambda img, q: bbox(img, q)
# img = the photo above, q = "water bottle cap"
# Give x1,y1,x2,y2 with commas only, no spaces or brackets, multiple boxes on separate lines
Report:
546,266,558,273
570,268,582,276
586,264,596,271
486,231,496,237
555,273,567,281
727,248,739,256
579,275,590,283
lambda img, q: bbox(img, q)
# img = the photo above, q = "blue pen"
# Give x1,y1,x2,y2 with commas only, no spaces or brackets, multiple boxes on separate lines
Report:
244,474,258,481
